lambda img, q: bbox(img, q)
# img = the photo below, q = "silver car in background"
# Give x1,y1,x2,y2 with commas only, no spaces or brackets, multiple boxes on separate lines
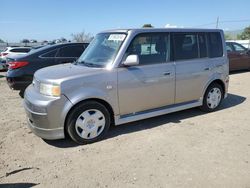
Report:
24,28,229,144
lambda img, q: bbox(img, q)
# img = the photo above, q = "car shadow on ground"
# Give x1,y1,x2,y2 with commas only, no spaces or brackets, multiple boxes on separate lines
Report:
230,70,249,75
0,183,38,188
44,93,246,148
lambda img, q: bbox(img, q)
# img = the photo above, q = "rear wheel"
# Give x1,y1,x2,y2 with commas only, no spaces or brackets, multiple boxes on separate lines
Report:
66,101,111,144
200,83,223,112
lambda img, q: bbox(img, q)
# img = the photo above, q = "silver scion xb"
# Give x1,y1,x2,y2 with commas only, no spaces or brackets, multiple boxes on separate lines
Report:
24,28,229,144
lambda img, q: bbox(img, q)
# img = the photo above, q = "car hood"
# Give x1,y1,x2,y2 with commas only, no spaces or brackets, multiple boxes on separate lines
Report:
34,63,105,84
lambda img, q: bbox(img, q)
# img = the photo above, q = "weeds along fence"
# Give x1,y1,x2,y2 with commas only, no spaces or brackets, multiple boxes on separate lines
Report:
0,43,43,51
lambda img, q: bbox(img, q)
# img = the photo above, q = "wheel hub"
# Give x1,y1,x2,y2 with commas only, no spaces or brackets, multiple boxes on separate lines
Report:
207,87,222,109
86,119,96,129
75,109,106,139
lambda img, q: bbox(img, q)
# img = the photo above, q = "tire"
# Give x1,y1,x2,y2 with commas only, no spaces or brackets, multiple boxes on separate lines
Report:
200,83,223,112
66,101,111,144
19,90,25,98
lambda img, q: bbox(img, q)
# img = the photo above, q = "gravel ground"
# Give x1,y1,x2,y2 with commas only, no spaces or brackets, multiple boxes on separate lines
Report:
0,71,250,188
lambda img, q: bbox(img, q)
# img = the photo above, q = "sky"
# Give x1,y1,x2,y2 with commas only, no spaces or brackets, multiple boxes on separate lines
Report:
1,0,250,42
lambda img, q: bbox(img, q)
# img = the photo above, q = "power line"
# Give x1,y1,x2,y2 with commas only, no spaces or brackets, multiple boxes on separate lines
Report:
193,19,250,28
216,17,219,29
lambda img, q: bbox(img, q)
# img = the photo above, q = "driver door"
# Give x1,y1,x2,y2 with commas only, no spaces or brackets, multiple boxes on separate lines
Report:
117,33,175,116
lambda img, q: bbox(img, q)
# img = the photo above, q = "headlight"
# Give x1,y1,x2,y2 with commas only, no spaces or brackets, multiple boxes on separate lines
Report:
39,83,61,97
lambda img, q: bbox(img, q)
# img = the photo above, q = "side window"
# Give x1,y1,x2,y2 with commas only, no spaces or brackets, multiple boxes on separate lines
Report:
40,49,58,58
21,48,31,53
233,43,246,52
84,43,89,49
208,32,223,58
174,33,198,60
10,48,30,53
198,33,207,58
126,33,169,65
57,45,84,58
226,43,233,52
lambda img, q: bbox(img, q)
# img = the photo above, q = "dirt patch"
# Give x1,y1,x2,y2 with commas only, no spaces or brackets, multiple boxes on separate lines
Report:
0,71,250,187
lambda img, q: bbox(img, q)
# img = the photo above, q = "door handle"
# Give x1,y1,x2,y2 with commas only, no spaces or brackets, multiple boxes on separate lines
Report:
204,67,210,71
163,72,171,76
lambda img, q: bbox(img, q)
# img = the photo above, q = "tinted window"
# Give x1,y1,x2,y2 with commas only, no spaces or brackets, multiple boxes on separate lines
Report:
226,43,233,52
126,33,169,65
208,33,223,58
10,48,30,53
57,45,85,57
174,33,198,60
198,33,207,58
41,49,58,58
232,43,246,52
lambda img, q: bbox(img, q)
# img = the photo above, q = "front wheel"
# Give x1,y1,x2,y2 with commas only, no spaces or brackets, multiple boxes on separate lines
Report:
66,101,111,144
200,83,223,112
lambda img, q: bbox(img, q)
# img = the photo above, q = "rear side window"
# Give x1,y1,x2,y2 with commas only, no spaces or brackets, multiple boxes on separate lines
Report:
10,48,30,53
57,45,85,58
40,49,58,58
126,33,169,65
174,33,198,60
226,43,233,52
207,33,223,58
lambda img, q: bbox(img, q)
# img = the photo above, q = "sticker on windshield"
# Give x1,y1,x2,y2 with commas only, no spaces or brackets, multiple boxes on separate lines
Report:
108,34,126,41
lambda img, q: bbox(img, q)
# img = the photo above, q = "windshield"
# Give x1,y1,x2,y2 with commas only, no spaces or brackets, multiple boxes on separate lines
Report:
77,33,126,67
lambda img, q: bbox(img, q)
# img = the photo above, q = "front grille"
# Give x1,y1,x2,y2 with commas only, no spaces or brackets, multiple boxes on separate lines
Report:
24,98,47,114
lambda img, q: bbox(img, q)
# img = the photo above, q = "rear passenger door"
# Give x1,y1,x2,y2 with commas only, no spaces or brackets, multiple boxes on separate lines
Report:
230,43,250,70
174,32,214,103
55,45,85,65
118,33,175,115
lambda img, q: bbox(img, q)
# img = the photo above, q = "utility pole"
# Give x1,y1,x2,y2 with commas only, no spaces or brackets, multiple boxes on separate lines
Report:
216,17,219,28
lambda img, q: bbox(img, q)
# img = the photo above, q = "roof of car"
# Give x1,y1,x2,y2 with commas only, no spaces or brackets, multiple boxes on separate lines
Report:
24,42,88,56
101,28,223,33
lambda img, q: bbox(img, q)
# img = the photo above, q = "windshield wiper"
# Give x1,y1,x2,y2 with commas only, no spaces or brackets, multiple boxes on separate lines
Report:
72,60,79,65
84,62,102,67
74,60,103,68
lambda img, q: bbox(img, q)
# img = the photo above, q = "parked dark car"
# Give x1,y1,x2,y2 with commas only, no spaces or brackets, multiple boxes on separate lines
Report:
226,42,250,71
6,43,88,96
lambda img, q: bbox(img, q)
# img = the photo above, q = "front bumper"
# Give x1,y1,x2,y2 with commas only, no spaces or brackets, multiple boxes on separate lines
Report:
27,117,64,140
24,85,73,140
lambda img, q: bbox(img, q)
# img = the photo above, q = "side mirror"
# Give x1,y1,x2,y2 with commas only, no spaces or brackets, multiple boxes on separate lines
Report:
123,55,139,67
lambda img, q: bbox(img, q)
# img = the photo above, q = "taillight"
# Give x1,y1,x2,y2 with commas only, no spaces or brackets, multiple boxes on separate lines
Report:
8,61,29,69
1,53,8,56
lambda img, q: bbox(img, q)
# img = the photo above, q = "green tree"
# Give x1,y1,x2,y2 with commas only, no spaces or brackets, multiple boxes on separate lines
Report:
71,31,93,42
238,26,250,40
142,24,154,28
0,38,4,43
224,34,233,40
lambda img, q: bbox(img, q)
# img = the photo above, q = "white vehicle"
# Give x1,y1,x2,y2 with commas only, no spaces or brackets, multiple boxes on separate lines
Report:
0,47,31,61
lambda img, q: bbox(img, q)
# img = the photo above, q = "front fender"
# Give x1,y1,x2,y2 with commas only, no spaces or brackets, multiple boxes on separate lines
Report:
63,87,119,115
